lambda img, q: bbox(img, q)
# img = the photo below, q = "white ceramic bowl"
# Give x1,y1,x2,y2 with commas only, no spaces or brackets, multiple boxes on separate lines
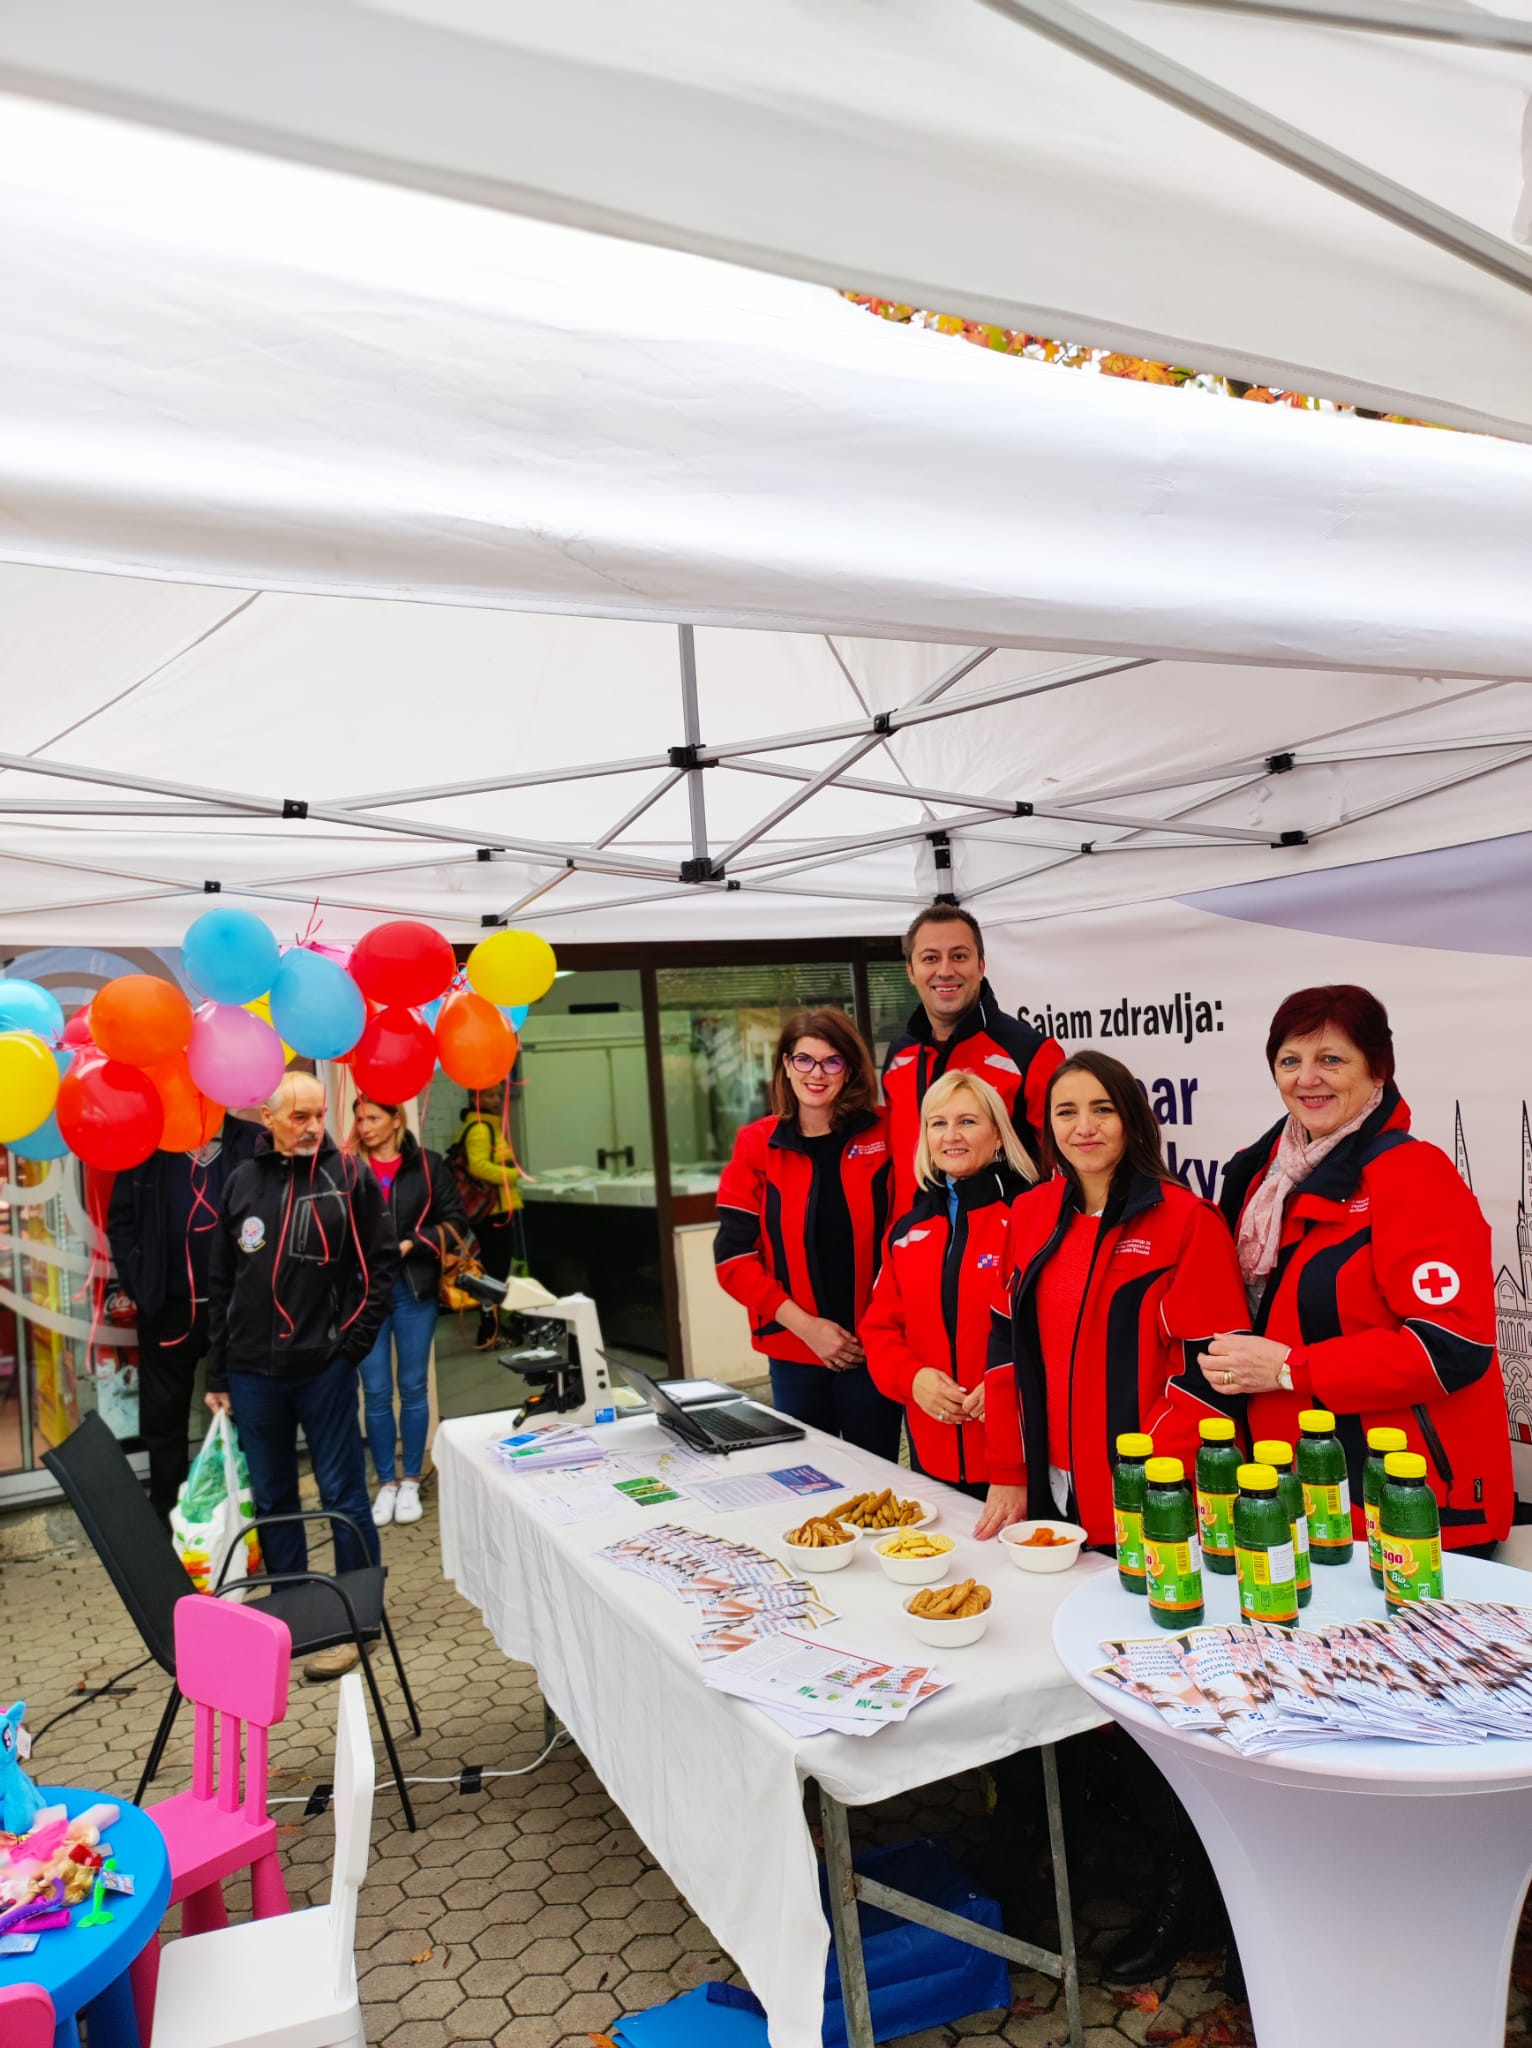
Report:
782,1523,861,1573
998,1520,1087,1574
902,1589,992,1649
874,1531,957,1585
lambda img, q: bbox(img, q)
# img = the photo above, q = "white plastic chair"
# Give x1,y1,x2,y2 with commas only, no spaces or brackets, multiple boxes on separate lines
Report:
150,1672,375,2048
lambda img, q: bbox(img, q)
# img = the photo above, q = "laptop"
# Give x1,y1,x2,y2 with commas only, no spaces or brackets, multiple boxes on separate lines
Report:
620,1366,805,1455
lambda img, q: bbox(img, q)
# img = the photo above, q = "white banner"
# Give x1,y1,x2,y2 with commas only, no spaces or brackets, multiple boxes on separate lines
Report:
984,837,1532,1461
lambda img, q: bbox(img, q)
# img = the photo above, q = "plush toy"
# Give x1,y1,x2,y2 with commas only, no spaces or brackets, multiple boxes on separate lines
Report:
0,1703,44,1836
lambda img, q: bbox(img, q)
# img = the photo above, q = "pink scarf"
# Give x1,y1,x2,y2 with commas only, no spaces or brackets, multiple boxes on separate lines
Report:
1235,1087,1383,1300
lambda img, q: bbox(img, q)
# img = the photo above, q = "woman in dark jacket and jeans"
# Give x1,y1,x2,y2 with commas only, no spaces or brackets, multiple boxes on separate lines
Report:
351,1096,470,1526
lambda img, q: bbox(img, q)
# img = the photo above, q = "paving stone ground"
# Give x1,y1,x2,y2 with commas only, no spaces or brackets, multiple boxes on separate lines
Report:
4,1486,1532,2048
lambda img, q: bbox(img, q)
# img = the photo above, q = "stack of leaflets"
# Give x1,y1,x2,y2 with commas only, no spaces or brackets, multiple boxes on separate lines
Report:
491,1423,605,1471
700,1629,950,1738
598,1523,841,1659
1094,1600,1532,1753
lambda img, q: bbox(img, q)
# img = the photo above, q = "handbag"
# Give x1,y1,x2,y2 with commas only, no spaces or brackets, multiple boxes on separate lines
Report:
170,1409,262,1594
437,1219,489,1313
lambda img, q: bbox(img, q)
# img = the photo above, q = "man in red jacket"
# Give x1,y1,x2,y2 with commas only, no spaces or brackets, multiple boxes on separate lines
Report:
882,904,1064,1218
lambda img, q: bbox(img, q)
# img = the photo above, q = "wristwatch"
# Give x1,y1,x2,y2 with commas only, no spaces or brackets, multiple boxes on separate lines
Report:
1276,1356,1294,1392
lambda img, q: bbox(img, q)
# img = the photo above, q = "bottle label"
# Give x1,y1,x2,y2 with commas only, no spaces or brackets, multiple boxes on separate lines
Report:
1293,1512,1311,1584
1146,1537,1204,1613
1364,1499,1382,1570
1305,1478,1353,1548
1198,1489,1237,1559
1382,1529,1443,1605
1115,1508,1145,1575
1236,1541,1298,1622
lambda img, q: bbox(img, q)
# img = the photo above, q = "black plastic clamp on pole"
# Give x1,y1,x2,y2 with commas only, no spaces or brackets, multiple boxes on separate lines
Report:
872,711,894,735
481,914,507,928
202,880,222,893
1276,829,1309,846
281,798,309,819
1266,751,1296,775
679,856,720,884
668,743,703,769
1014,801,1034,817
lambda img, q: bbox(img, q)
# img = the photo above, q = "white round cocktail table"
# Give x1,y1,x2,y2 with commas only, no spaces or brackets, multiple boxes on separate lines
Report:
1053,1551,1532,2048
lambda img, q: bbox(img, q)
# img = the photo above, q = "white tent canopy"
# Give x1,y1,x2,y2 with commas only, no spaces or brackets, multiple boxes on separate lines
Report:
2,0,1531,438
2,100,1532,949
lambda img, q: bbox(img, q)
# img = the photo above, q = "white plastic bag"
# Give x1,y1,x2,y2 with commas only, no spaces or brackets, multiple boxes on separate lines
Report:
170,1410,261,1594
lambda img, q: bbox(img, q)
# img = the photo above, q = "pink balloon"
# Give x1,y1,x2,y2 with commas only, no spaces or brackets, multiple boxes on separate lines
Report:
187,1001,287,1108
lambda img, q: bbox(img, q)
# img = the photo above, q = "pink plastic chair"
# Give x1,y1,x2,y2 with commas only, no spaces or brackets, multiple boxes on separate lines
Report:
0,1982,56,2048
129,1597,294,2040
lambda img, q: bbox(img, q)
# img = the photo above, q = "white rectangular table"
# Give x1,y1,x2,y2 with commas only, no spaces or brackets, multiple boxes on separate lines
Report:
435,1408,1110,2048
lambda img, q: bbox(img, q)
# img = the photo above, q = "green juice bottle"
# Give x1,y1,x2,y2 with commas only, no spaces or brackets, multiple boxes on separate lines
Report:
1114,1432,1154,1594
1380,1450,1443,1609
1363,1427,1408,1590
1297,1409,1354,1565
1254,1439,1311,1608
1234,1463,1299,1626
1143,1456,1204,1630
1195,1417,1241,1576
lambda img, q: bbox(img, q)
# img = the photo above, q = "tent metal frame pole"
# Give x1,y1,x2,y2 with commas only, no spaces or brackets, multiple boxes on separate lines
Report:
1145,0,1532,51
711,647,992,870
962,773,1274,896
1305,744,1532,836
326,752,673,813
677,626,708,863
723,808,1005,876
488,767,686,922
975,0,1532,300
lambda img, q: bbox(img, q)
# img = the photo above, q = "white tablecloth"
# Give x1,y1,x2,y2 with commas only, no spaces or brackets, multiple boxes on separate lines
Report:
435,1408,1109,2048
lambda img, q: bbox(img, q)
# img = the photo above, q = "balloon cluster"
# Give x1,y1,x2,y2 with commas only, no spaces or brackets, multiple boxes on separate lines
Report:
0,913,555,1173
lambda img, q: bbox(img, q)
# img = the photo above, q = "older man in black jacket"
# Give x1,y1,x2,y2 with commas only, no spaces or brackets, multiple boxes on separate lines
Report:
206,1074,397,1675
107,1111,262,1523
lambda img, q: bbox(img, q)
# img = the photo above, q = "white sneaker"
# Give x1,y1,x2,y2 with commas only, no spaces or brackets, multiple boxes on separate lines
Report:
372,1483,399,1527
394,1480,423,1525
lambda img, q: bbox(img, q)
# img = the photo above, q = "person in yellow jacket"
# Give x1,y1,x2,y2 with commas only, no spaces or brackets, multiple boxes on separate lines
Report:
455,1084,523,1349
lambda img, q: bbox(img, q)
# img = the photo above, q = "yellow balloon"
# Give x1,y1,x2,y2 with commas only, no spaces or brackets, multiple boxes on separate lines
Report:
0,1030,62,1142
467,930,557,1008
244,992,295,1061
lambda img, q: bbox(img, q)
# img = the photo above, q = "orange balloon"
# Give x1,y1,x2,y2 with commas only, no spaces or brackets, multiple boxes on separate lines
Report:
146,1054,226,1151
92,975,194,1068
435,991,516,1091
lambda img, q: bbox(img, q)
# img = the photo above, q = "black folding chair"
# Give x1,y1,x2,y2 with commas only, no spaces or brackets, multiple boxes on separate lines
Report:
42,1412,421,1829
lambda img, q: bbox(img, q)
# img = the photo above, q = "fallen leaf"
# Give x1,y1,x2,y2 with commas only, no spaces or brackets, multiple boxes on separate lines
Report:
410,1948,433,1967
1115,1987,1161,2013
596,1969,610,1990
1012,1993,1054,2015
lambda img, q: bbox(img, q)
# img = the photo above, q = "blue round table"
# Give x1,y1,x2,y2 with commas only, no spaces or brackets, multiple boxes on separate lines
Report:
0,1787,171,2048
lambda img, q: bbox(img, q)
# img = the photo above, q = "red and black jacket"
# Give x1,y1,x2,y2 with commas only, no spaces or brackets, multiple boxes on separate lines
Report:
713,1109,892,1366
862,1161,1029,1486
985,1172,1249,1542
882,980,1062,1220
1220,1087,1512,1551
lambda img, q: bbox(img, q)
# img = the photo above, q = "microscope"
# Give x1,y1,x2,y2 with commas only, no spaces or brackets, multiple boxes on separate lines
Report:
455,1271,616,1426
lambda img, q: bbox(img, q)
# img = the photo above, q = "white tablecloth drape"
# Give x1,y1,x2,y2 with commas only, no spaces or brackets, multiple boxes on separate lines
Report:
435,1408,1108,2048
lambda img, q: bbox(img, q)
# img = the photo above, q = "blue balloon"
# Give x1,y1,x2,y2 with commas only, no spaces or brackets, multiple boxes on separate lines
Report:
420,998,444,1030
504,1005,529,1031
0,980,64,1044
268,947,366,1059
9,1047,72,1159
183,907,281,1006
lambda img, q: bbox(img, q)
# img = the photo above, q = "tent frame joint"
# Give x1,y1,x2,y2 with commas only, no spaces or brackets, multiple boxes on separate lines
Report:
679,855,724,884
281,798,309,820
1276,829,1309,846
202,880,222,894
1267,752,1296,775
668,742,704,771
1015,801,1035,817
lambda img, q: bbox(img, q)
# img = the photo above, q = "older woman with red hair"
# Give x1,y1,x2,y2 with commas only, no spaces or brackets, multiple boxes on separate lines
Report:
1209,984,1512,1555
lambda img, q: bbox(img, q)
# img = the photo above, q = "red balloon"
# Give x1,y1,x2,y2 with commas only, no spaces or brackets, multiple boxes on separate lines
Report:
146,1055,225,1152
57,1057,165,1169
349,923,456,1009
434,992,515,1091
62,1006,95,1048
351,1006,437,1102
92,975,193,1068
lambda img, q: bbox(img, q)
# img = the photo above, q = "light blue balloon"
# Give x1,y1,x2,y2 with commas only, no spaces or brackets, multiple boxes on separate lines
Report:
0,980,65,1044
420,998,444,1030
183,907,281,1005
268,947,366,1059
505,1005,529,1031
9,1047,72,1159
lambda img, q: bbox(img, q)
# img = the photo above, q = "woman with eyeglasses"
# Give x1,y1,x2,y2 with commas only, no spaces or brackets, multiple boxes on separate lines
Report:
713,1008,903,1458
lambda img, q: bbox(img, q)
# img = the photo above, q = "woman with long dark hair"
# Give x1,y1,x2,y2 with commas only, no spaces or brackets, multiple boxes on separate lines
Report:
713,1007,901,1458
982,1050,1248,1984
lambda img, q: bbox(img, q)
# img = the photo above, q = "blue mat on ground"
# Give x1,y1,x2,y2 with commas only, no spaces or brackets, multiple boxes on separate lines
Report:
611,1837,1010,2047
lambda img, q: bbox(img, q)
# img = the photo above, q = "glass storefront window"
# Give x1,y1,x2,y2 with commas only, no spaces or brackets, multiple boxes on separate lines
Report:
866,960,915,1069
657,964,857,1193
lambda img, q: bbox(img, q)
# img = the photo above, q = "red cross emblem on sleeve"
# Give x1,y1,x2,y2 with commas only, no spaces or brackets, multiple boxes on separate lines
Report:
1412,1260,1460,1306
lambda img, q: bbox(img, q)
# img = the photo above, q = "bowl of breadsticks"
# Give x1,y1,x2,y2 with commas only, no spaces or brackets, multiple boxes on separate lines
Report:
831,1488,937,1532
873,1528,956,1585
903,1580,993,1647
782,1515,861,1571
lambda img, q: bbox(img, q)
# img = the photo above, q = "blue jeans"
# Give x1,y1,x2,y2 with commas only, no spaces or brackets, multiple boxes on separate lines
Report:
227,1354,381,1576
767,1359,905,1465
358,1278,437,1483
